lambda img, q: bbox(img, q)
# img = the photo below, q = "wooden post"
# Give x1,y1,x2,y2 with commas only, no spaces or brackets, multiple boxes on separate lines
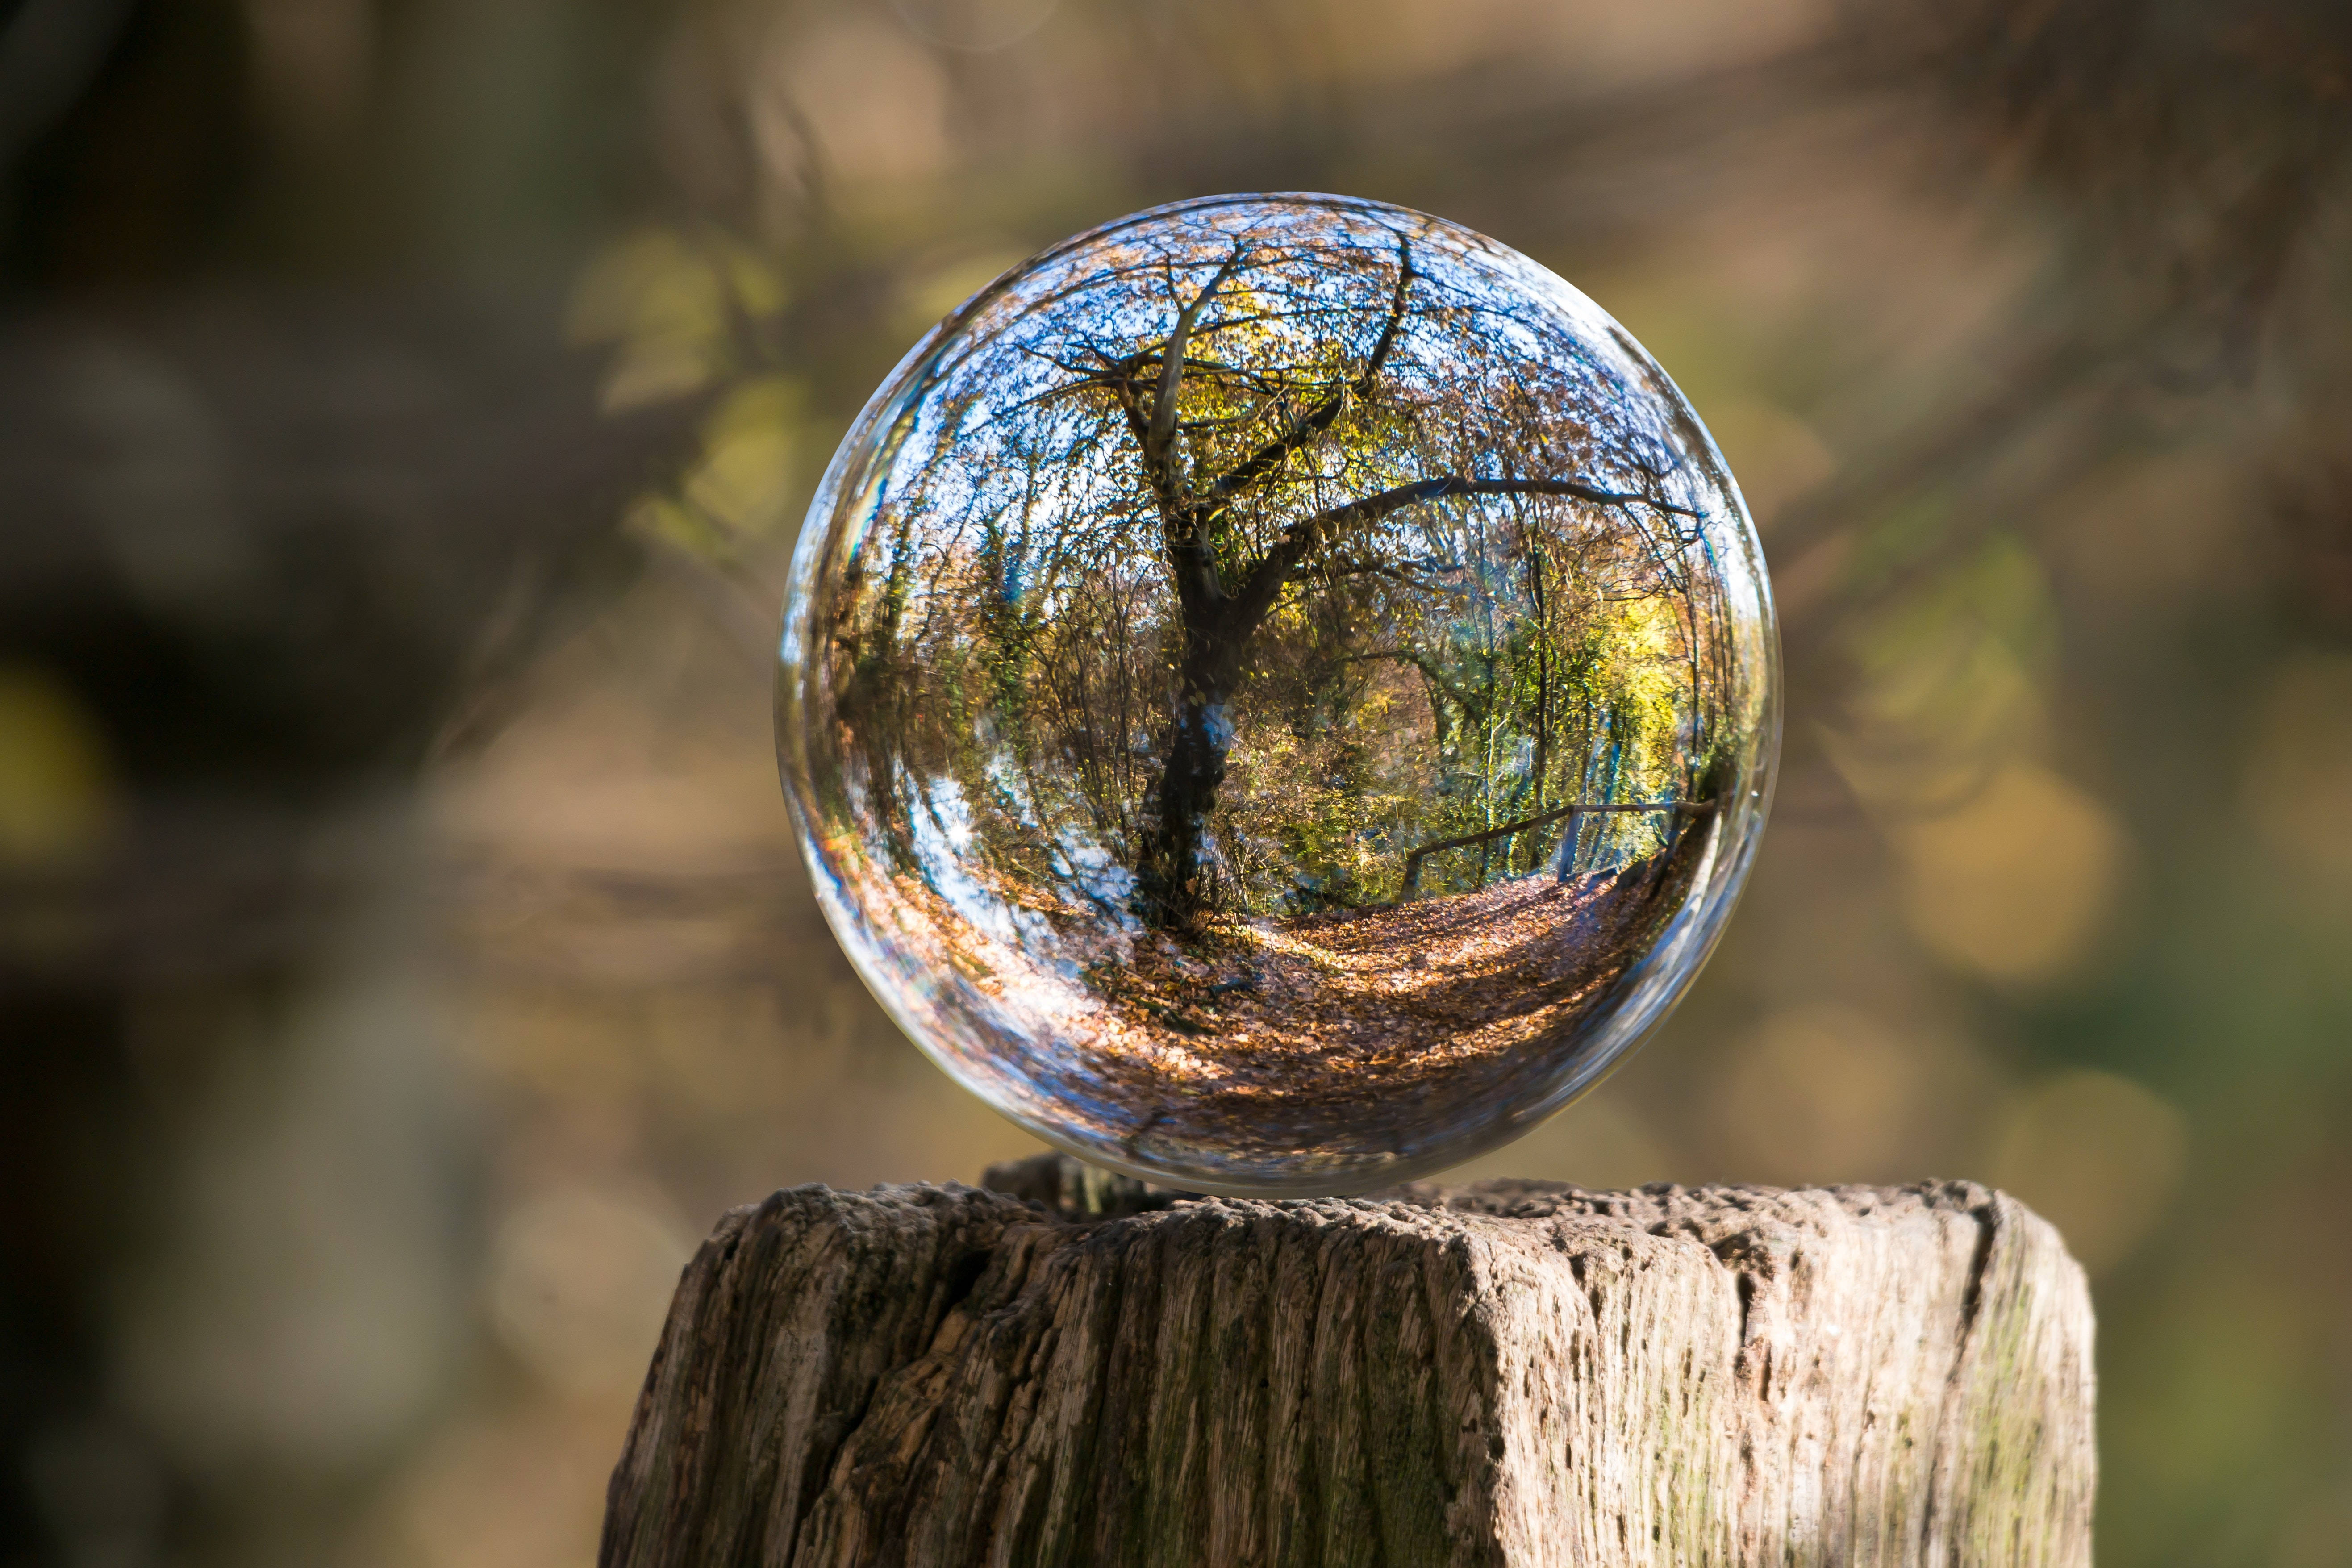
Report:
601,1155,2094,1567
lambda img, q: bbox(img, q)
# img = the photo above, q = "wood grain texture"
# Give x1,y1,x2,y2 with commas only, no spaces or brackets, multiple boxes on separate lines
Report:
601,1157,2093,1567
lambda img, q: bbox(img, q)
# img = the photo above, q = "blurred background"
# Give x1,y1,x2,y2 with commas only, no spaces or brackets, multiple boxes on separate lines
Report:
1,0,2346,1563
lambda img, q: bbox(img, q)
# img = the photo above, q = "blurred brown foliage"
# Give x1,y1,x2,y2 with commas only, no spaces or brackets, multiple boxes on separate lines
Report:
2,1,2348,1565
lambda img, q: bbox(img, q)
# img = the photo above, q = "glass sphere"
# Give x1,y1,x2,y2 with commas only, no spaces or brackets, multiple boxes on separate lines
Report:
778,194,1778,1195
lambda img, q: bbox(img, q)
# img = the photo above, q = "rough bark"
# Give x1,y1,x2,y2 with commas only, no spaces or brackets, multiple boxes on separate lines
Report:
601,1155,2094,1568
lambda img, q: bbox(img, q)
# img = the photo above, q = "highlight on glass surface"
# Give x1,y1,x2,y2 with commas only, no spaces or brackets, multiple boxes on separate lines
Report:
778,193,1779,1194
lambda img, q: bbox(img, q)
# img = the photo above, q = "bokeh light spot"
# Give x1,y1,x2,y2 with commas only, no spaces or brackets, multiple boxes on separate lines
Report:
1894,762,2127,984
0,664,117,867
1990,1069,2188,1273
487,1182,695,1398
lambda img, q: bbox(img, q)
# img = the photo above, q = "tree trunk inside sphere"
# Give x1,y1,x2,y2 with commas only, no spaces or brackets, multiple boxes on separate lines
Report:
1134,635,1238,930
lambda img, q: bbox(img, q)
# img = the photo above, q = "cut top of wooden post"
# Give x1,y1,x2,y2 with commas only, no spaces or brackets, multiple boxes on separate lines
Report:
602,1157,2094,1568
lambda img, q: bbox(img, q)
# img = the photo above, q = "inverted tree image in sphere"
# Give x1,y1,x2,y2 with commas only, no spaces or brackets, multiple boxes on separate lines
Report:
778,194,1779,1194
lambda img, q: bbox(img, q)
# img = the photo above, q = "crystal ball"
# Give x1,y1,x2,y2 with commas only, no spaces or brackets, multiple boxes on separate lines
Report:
777,193,1778,1195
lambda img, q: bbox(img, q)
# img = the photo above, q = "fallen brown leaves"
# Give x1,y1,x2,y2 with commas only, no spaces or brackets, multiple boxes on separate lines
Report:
831,835,1703,1180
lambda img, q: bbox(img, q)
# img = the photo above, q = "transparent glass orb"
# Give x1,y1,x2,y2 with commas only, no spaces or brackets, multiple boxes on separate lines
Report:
778,194,1779,1195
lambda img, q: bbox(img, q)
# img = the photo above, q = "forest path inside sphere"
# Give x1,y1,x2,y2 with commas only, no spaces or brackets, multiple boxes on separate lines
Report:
1088,854,1687,1149
856,831,1710,1174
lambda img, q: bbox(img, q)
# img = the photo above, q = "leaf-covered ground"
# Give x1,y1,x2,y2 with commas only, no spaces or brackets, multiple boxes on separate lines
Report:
848,836,1706,1181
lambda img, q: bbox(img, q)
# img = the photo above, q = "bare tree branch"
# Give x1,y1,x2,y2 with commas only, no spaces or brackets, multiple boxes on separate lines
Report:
1228,474,1693,633
1144,239,1254,478
1205,234,1418,503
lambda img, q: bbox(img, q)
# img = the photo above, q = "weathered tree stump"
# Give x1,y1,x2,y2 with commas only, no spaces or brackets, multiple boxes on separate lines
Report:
601,1155,2094,1567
